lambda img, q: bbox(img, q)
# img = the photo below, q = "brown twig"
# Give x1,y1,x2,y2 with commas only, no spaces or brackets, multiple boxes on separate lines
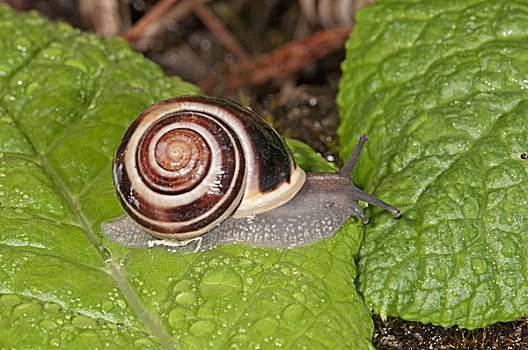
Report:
198,24,354,92
123,0,180,41
124,0,249,64
79,0,122,36
191,1,251,63
128,0,196,51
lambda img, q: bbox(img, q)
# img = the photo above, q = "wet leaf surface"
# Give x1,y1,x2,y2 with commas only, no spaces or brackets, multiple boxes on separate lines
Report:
339,0,528,330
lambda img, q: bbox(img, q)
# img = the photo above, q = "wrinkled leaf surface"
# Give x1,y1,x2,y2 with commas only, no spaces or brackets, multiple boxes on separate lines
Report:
339,0,528,329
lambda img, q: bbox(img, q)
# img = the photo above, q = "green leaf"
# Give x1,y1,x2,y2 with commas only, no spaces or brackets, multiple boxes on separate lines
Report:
338,0,528,329
0,6,374,348
286,138,339,173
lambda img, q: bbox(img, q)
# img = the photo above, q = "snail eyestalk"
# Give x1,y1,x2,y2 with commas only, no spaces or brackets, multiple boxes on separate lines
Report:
339,134,401,223
338,133,368,177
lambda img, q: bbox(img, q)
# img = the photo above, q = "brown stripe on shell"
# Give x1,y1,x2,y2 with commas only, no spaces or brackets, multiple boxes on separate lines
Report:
130,180,244,235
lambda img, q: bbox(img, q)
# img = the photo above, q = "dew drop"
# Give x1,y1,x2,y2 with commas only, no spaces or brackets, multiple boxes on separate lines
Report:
39,319,58,331
3,95,15,103
167,308,186,328
12,302,41,320
0,64,11,77
98,243,112,262
280,267,291,276
282,303,305,322
134,337,155,347
175,291,197,306
0,293,21,307
190,320,217,337
25,82,38,96
115,298,127,309
41,47,62,59
49,337,61,347
72,315,97,329
501,239,516,258
504,277,517,287
44,303,60,314
471,257,487,275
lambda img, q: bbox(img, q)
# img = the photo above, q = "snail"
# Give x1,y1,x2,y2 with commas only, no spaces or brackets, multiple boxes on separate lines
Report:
101,95,401,252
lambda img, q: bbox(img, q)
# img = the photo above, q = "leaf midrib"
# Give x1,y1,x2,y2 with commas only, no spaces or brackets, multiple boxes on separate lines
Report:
1,36,177,349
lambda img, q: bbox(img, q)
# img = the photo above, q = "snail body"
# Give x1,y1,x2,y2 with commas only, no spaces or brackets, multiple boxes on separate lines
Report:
101,95,401,252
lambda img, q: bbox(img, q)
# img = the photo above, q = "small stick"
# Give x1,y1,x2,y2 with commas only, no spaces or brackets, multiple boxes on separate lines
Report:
198,24,354,92
191,1,251,63
123,0,180,41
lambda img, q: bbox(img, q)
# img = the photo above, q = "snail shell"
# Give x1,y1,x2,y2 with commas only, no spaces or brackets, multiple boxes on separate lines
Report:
102,95,401,252
111,95,305,240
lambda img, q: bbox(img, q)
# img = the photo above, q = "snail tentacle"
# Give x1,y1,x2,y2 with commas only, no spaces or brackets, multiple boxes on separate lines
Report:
338,133,368,177
337,133,401,220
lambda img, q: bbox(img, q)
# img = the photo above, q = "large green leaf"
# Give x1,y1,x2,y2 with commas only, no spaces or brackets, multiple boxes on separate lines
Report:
0,6,374,348
338,0,528,329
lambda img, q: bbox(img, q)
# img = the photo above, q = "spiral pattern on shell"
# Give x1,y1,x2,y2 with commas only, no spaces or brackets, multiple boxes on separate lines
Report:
113,95,306,240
